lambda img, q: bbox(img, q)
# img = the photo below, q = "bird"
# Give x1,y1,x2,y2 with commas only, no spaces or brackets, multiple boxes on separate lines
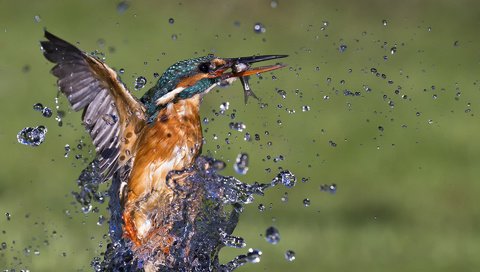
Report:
40,30,287,250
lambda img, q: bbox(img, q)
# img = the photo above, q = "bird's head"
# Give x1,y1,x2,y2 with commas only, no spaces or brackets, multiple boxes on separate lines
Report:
141,54,287,118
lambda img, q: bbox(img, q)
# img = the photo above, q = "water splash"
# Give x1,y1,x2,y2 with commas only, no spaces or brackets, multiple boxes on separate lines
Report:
93,156,296,271
17,126,47,146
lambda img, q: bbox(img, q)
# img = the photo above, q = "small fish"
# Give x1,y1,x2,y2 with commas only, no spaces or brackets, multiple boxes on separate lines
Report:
232,62,260,104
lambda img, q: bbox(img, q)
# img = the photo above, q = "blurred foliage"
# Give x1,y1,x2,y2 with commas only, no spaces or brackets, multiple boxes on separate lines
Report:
1,0,480,271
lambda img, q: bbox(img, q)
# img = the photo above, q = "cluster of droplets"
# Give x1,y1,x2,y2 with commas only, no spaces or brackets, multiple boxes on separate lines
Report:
17,126,47,147
233,153,249,175
33,102,53,118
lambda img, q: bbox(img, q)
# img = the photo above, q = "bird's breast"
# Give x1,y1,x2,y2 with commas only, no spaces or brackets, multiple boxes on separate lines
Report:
127,96,203,201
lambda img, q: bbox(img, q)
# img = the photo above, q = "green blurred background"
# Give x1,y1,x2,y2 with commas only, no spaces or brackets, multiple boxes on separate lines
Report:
1,0,480,271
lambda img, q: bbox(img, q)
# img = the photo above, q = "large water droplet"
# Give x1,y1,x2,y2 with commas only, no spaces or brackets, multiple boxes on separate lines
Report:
17,126,47,147
42,107,53,118
265,226,280,244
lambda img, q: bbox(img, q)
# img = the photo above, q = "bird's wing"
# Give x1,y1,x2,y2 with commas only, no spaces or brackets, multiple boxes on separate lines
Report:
41,30,146,181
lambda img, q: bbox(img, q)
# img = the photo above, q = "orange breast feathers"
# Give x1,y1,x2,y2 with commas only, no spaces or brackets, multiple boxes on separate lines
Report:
122,95,203,244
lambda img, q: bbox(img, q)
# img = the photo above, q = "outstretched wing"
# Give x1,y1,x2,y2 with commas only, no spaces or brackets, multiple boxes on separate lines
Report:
41,30,146,181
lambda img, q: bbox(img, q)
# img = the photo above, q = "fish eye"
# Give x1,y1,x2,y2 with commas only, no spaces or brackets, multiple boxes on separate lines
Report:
198,62,211,73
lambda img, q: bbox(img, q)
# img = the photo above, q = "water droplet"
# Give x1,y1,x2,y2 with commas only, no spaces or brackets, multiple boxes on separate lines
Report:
453,40,459,47
33,103,43,112
303,198,311,207
302,105,311,112
34,249,40,256
42,107,53,118
5,212,11,221
97,215,105,226
328,140,337,147
168,18,175,24
270,0,278,8
153,72,160,78
171,34,178,41
253,23,266,34
281,192,288,202
34,15,41,23
277,89,287,99
244,132,251,141
64,144,71,158
234,153,249,175
119,68,125,74
258,203,265,212
116,1,129,14
339,44,347,53
382,19,388,26
17,126,47,147
390,46,397,54
265,226,280,244
117,1,129,14
134,76,147,90
378,126,384,132
220,101,230,113
246,248,262,263
285,250,296,261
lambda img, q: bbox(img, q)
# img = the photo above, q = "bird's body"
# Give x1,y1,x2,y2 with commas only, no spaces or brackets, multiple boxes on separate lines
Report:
123,96,203,245
40,30,287,252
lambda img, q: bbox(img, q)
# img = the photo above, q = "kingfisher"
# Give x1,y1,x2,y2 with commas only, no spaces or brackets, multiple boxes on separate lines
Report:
40,31,287,250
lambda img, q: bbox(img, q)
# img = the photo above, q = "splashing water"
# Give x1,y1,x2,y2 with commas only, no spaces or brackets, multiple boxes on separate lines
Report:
91,156,296,271
220,248,263,271
17,126,47,146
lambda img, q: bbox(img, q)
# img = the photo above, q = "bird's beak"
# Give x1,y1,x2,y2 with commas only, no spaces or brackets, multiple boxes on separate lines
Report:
218,54,288,78
210,55,288,103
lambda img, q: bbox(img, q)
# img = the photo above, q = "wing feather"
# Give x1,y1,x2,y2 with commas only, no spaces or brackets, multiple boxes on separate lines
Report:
41,30,146,181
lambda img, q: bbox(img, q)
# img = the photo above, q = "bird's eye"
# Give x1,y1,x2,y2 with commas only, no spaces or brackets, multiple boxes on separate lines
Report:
198,62,211,73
